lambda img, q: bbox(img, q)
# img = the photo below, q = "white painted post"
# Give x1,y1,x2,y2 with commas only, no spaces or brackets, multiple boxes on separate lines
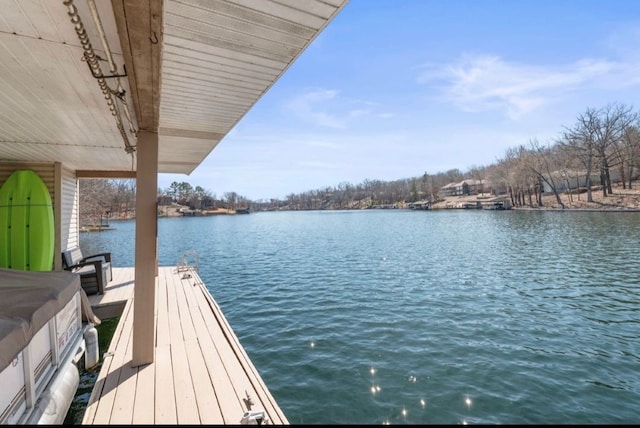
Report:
132,130,158,366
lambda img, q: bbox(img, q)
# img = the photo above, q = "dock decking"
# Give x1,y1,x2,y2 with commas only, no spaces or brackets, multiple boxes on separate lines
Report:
83,266,287,424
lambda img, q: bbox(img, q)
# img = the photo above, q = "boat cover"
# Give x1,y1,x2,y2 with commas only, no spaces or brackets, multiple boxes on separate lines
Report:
0,268,80,372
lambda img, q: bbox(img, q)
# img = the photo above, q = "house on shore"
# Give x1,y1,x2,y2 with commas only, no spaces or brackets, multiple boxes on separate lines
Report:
408,200,430,210
540,169,625,194
440,179,486,198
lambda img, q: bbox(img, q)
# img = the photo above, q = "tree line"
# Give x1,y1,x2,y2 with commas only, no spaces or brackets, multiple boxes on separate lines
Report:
157,181,250,211
259,102,640,210
80,101,640,223
79,179,251,225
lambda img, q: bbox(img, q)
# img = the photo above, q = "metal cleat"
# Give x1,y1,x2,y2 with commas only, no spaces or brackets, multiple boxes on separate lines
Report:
240,410,268,425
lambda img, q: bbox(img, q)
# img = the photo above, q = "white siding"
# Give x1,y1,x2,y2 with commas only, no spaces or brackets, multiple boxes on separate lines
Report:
0,162,55,195
60,166,79,255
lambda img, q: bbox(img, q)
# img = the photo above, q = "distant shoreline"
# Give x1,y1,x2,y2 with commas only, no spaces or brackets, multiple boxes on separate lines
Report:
89,184,640,224
514,207,640,212
431,184,640,212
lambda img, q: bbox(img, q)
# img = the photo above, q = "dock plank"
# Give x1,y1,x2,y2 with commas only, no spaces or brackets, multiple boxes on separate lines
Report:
180,271,243,423
184,340,225,423
154,344,177,424
156,267,170,347
193,281,288,424
90,298,135,423
191,287,264,412
131,361,155,424
84,266,289,425
108,320,138,424
165,270,200,424
173,268,198,342
187,273,286,424
82,296,132,423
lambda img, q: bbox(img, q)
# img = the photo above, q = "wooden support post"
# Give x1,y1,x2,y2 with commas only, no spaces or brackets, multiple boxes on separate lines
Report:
132,130,158,366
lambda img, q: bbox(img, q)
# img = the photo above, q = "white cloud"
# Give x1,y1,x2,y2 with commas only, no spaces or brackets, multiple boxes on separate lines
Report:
286,89,347,128
348,109,371,118
296,160,338,169
285,89,392,128
303,140,342,149
603,25,640,61
418,54,623,119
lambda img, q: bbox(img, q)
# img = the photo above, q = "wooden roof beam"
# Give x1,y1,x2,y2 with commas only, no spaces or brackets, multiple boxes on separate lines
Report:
112,0,162,132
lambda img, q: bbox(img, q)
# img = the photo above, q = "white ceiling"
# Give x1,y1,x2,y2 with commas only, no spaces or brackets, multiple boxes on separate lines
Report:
0,0,348,174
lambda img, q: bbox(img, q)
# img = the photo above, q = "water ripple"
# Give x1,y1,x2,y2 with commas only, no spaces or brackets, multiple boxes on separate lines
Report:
80,211,640,424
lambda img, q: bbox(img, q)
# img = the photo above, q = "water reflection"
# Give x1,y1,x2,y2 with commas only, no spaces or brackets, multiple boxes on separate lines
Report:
80,212,640,424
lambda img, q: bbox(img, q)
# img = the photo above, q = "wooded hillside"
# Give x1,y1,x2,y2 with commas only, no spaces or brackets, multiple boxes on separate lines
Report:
79,102,640,224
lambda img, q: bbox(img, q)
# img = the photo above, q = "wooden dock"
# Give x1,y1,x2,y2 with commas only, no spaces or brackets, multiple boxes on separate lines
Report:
84,266,287,424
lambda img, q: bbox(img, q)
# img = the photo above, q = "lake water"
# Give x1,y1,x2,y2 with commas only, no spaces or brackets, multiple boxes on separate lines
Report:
80,210,640,424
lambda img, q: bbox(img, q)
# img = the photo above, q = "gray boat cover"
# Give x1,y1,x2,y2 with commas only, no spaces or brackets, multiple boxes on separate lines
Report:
0,268,80,372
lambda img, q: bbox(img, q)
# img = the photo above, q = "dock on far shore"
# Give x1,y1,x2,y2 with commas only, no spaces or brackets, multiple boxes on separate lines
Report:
80,225,114,232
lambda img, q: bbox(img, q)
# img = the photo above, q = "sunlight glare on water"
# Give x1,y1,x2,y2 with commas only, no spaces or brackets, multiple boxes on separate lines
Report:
81,210,640,424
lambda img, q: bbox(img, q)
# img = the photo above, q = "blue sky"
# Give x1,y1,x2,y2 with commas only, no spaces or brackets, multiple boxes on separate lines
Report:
158,0,640,201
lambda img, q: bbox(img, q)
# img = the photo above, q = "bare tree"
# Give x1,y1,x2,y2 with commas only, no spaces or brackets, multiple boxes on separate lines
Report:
112,179,135,217
561,109,598,202
468,164,488,194
490,150,516,205
79,179,114,226
565,104,635,199
168,181,180,201
615,122,640,189
224,191,238,210
527,139,565,208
